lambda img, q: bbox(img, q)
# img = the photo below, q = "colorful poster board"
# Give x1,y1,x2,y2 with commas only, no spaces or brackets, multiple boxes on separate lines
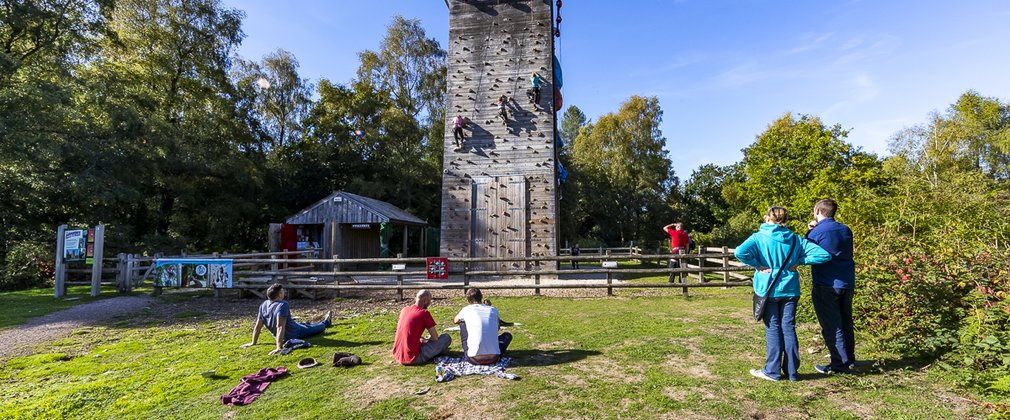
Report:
154,259,233,288
63,229,87,263
426,257,449,280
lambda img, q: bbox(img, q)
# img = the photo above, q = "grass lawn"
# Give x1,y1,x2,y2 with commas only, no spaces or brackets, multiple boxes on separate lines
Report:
0,288,987,419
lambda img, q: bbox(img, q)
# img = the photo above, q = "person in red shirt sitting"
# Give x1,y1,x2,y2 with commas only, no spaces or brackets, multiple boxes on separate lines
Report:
392,290,451,365
663,222,691,283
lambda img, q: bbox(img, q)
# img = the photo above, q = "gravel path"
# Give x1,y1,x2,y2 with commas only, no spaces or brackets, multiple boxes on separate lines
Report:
0,296,157,359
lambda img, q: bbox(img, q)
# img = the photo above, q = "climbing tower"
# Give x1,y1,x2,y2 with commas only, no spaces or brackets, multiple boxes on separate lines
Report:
439,0,558,269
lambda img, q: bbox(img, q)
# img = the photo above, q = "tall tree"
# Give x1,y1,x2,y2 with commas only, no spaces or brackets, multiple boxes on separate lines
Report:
233,49,312,149
571,96,675,245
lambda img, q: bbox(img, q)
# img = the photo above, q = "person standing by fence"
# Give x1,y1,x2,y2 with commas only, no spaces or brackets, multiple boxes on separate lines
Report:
663,222,690,283
571,243,580,269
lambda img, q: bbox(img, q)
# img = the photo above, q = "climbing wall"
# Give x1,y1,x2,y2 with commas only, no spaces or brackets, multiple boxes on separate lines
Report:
440,0,558,268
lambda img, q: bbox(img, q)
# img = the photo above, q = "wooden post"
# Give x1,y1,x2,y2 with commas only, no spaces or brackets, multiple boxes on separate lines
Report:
54,225,67,298
402,225,409,257
397,274,404,301
463,261,470,295
212,252,221,298
722,246,731,288
698,246,707,283
606,271,613,296
534,259,541,296
116,253,127,293
126,254,136,292
153,252,164,297
90,224,105,297
333,254,341,298
680,269,689,297
271,251,281,284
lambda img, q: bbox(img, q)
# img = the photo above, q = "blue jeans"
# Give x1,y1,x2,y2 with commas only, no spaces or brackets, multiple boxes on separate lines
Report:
286,318,330,340
811,284,855,370
762,297,800,381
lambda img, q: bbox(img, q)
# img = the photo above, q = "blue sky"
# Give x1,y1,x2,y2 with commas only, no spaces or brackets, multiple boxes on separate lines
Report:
227,0,1010,177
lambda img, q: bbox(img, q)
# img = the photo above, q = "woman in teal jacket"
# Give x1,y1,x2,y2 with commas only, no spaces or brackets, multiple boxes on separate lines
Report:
735,206,831,382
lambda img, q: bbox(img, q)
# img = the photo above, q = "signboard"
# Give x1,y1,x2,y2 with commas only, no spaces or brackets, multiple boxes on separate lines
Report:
154,259,233,288
426,257,449,280
63,229,87,263
351,224,371,229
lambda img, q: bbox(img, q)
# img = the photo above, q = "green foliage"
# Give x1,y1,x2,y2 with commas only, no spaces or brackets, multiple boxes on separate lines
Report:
737,113,886,224
0,241,53,291
570,96,676,246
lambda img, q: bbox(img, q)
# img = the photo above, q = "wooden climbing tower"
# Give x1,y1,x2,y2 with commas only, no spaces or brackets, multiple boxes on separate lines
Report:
440,0,558,269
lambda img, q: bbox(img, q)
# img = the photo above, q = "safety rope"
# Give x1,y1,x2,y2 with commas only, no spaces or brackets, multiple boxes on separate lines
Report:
466,0,500,121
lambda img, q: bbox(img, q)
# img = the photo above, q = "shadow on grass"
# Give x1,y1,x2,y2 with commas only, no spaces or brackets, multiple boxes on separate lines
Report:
309,336,384,350
507,349,602,367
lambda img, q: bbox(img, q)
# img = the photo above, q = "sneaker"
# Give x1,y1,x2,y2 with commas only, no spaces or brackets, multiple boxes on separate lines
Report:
323,310,332,326
814,364,831,374
750,369,778,381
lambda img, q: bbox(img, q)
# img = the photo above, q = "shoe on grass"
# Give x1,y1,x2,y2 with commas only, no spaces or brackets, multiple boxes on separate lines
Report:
749,369,778,381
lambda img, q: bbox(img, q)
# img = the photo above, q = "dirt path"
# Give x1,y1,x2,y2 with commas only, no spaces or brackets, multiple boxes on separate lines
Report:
0,295,157,359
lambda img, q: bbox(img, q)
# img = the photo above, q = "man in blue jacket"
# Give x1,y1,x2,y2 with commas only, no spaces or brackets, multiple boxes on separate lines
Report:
806,199,857,374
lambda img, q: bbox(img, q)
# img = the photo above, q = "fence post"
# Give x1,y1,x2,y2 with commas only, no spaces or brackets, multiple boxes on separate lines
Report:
152,252,163,296
534,259,541,296
212,252,221,298
271,251,281,284
397,274,404,301
722,246,731,288
463,261,470,296
698,246,707,283
680,254,689,298
606,270,613,296
90,224,105,297
334,254,341,298
116,253,127,293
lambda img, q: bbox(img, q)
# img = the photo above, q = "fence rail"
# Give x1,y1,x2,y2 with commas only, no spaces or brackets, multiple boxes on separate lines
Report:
59,246,754,299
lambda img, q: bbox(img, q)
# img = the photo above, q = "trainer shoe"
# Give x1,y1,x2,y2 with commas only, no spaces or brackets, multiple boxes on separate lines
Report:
750,369,778,381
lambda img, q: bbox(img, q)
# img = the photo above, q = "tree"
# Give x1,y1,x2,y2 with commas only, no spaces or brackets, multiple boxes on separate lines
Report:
559,105,587,153
233,49,312,149
356,15,446,120
0,0,113,80
736,113,885,227
571,96,675,245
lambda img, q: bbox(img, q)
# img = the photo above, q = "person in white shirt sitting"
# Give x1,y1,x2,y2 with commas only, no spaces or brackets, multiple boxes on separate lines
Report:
453,288,512,365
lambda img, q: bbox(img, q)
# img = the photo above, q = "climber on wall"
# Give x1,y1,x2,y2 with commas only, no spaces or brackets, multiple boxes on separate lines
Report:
529,71,543,106
452,114,467,149
495,95,509,126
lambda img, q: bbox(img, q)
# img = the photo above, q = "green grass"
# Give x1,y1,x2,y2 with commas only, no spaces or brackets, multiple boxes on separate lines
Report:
0,286,123,330
0,288,989,419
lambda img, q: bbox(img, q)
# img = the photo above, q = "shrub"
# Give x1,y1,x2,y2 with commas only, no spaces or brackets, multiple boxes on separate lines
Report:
0,241,54,291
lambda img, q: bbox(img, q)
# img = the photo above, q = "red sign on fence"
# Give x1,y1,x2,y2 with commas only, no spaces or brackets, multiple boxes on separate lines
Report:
426,257,449,280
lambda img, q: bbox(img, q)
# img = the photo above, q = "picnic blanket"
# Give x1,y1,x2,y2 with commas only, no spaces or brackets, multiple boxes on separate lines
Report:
433,356,520,383
220,367,288,406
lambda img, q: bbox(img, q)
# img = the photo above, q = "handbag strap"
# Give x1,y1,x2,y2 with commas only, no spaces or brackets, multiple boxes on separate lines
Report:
763,235,799,296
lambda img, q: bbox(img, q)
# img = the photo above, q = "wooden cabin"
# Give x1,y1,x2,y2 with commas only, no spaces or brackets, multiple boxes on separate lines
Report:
269,191,428,260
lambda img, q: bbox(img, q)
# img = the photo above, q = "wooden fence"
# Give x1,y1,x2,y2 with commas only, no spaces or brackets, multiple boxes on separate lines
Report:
60,246,754,299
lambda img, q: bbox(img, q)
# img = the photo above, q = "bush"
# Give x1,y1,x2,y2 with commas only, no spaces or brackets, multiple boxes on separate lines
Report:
1,241,54,291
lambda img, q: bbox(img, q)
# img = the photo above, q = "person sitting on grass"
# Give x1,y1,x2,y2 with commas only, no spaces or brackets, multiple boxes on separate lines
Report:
454,288,512,365
240,284,332,355
393,290,452,365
